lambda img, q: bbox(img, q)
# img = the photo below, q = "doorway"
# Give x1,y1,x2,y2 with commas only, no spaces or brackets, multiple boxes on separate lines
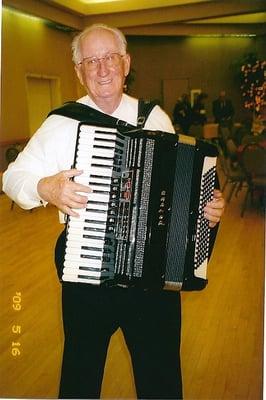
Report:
26,74,61,136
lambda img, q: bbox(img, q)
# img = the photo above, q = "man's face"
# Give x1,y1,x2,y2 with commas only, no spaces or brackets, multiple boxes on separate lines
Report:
75,29,131,111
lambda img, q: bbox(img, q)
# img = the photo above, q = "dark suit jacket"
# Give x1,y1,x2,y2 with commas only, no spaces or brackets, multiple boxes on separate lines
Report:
212,98,234,123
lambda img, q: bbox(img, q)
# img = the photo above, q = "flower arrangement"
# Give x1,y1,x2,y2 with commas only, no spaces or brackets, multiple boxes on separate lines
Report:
240,56,266,117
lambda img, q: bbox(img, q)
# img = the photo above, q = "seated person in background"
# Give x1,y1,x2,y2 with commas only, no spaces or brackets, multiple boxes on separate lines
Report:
212,90,234,129
172,93,193,134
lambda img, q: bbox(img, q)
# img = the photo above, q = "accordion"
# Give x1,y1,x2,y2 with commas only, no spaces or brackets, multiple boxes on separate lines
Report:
55,123,218,291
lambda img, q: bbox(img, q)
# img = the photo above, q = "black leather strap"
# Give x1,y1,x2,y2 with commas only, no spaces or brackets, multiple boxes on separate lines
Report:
137,99,158,128
48,99,157,129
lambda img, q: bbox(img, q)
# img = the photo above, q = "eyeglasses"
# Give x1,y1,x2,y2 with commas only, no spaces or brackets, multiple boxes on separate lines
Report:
78,52,125,71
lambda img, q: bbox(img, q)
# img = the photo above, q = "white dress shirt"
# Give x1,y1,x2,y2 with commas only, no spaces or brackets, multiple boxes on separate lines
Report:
2,93,175,218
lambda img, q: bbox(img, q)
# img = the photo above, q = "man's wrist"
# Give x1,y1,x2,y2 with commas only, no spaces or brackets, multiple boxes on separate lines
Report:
37,177,49,206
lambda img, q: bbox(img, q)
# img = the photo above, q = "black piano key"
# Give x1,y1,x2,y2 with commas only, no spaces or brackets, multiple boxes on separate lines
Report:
80,246,103,252
90,174,113,180
83,227,106,233
91,190,110,195
91,164,113,169
87,200,109,205
84,219,106,224
79,266,106,272
88,182,110,187
82,235,105,241
85,208,107,214
81,254,102,260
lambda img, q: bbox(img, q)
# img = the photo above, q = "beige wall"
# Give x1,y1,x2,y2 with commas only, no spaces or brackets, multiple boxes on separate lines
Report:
127,35,266,121
1,7,82,170
1,7,79,143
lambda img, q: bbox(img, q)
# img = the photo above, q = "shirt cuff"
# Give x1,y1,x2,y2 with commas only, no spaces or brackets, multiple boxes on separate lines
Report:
20,176,48,209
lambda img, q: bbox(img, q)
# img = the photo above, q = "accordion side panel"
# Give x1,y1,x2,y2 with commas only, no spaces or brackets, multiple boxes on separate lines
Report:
182,140,218,291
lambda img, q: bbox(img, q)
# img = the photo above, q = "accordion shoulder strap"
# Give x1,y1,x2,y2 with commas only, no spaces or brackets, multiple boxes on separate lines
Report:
47,101,134,129
48,99,157,129
137,99,158,128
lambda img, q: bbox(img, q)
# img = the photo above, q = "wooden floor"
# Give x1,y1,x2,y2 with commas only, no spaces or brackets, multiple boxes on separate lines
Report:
0,180,264,399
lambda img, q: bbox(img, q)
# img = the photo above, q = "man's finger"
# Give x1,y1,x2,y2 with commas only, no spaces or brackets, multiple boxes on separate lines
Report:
62,169,84,179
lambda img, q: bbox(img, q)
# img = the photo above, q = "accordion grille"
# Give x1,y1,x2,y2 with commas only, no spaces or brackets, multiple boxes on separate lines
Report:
165,143,194,283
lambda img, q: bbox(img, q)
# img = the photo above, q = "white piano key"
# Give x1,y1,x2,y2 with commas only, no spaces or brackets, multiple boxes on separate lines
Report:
67,228,107,238
66,240,113,252
68,218,107,227
92,149,116,158
80,126,116,134
90,169,120,179
65,246,103,258
74,176,111,186
64,258,112,269
73,179,92,187
65,244,104,255
69,195,110,208
91,159,114,167
75,153,94,162
64,253,103,265
84,210,109,220
62,275,105,284
65,247,114,262
77,166,113,177
66,235,105,246
93,140,116,148
72,209,109,219
66,239,105,251
77,149,115,160
94,133,117,141
64,254,113,268
66,242,113,253
88,193,111,203
75,176,112,187
85,203,109,211
78,135,95,143
88,177,112,185
89,183,111,190
65,252,114,264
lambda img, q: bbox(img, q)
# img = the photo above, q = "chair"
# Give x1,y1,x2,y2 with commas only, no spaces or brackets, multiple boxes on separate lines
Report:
225,138,239,163
189,124,203,139
217,144,246,203
239,143,266,217
219,125,231,142
6,146,20,163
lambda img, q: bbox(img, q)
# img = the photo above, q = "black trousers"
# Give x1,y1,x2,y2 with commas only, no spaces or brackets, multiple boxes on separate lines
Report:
59,283,183,399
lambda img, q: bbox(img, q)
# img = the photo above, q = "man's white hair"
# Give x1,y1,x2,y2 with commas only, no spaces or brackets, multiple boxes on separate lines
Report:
71,23,128,64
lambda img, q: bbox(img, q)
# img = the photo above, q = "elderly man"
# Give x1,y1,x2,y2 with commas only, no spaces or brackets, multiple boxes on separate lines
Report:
3,24,224,399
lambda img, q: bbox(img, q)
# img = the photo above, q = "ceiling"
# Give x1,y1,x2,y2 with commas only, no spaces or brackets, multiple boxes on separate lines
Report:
3,0,266,36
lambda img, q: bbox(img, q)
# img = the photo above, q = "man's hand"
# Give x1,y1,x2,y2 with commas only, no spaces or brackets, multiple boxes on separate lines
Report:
37,169,92,217
204,189,225,228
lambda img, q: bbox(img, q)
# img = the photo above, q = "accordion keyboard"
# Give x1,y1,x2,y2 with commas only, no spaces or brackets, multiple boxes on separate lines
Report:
62,125,124,284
